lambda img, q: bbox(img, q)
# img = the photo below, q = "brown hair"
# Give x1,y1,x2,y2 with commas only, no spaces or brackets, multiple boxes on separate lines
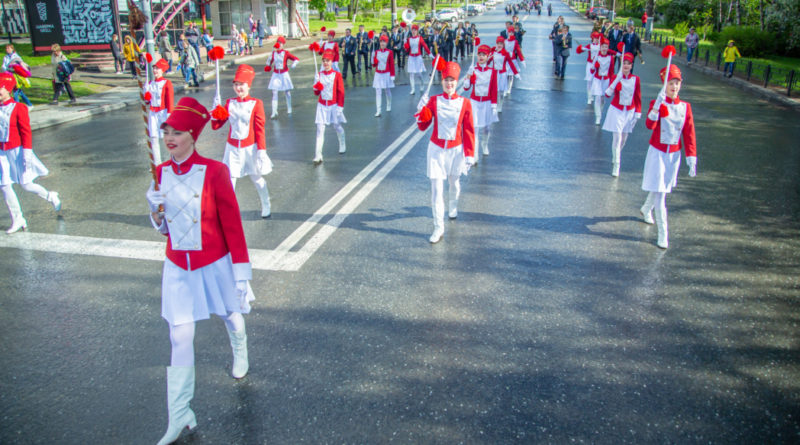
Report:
5,44,14,52
51,43,61,52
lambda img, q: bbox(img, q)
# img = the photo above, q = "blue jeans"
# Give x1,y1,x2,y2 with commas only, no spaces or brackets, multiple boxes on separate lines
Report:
13,88,32,106
724,62,735,76
687,47,695,62
185,67,198,85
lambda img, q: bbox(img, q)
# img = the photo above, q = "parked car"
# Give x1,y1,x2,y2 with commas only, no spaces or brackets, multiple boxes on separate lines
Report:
485,0,497,6
436,9,460,22
466,4,486,15
586,7,611,20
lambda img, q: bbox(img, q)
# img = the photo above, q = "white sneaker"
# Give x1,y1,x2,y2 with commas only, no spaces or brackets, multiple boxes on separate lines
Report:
429,228,444,243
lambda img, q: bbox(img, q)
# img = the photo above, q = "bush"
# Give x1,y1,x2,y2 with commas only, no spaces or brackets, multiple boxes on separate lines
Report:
672,21,690,39
324,11,336,21
715,26,776,57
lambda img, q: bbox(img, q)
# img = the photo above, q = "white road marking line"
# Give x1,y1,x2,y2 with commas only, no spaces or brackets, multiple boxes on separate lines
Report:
278,129,427,271
0,232,166,262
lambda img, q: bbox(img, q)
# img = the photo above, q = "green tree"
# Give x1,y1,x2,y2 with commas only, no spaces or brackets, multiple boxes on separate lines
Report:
765,0,800,51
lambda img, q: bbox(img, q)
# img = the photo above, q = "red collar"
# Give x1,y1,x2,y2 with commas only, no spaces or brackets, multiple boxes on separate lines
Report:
321,69,335,75
440,92,461,100
665,96,681,105
233,95,253,102
0,98,14,106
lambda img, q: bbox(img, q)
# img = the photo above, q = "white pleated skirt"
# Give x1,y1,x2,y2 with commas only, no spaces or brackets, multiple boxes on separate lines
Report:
372,72,395,89
223,142,273,178
315,103,347,125
161,254,255,326
641,145,682,193
0,146,49,186
584,62,594,81
407,55,426,74
148,109,168,138
268,71,294,91
470,99,498,128
427,141,466,180
602,106,637,134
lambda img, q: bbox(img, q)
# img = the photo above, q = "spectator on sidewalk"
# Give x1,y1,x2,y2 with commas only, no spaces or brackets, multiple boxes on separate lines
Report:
256,20,265,47
723,40,741,78
158,31,174,73
50,44,77,105
2,46,33,108
685,27,699,63
181,35,201,87
2,44,22,71
122,35,141,79
202,30,214,63
110,34,125,74
622,23,643,72
229,24,240,54
185,22,202,61
641,12,648,27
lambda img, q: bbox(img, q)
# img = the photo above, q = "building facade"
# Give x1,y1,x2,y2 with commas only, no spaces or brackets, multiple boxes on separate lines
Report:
211,0,308,38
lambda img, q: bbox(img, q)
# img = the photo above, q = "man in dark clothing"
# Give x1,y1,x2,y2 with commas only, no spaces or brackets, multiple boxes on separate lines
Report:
184,22,202,62
341,28,357,79
356,25,371,73
622,24,643,72
391,26,406,69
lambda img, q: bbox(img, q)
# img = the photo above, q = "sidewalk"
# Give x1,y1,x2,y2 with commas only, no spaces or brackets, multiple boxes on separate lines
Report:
28,32,332,131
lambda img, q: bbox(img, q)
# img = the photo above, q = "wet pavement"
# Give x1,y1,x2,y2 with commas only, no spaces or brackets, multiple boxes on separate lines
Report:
1,2,799,444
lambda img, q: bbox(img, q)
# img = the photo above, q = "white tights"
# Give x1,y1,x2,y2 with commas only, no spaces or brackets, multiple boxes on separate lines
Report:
593,95,604,121
430,175,460,230
587,80,593,102
375,88,392,111
409,73,423,92
230,174,267,192
2,182,50,215
611,132,629,163
169,312,245,366
271,90,292,113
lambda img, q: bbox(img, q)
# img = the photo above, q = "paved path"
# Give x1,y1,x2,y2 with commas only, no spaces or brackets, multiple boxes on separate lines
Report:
1,3,799,444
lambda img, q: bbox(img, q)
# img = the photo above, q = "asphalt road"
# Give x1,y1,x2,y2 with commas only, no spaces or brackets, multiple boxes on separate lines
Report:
1,2,799,444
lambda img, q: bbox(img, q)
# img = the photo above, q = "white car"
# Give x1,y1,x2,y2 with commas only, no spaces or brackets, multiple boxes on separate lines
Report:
485,0,497,7
436,9,459,22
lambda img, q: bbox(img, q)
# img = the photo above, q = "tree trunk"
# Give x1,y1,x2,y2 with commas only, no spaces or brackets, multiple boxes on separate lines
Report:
432,0,437,15
288,0,296,37
759,0,764,30
735,0,741,26
646,0,654,18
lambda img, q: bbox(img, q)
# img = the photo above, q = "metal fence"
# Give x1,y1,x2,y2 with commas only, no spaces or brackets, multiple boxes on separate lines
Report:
636,26,798,97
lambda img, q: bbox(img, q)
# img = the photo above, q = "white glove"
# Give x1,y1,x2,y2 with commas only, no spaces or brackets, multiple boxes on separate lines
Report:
146,180,165,213
21,149,33,172
337,106,345,119
391,76,395,82
634,112,642,120
654,88,667,108
521,61,527,69
417,94,429,111
604,88,614,97
256,150,268,172
514,73,521,80
235,280,250,310
686,156,697,177
491,104,498,117
464,157,475,173
291,60,298,69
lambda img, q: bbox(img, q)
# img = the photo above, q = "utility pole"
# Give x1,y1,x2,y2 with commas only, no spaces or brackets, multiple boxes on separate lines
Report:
140,0,155,76
0,0,13,44
391,0,397,26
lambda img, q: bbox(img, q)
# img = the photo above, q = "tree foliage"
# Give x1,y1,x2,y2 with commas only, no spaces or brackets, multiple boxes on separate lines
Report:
765,0,800,51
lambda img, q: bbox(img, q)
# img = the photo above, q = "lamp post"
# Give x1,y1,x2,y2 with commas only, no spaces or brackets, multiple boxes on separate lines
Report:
0,0,13,44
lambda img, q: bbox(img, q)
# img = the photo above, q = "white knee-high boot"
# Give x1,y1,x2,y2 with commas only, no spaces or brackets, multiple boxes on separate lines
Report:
654,193,668,249
156,366,197,445
375,89,382,116
593,96,603,125
430,179,445,243
285,91,292,114
481,127,491,155
386,89,392,111
253,176,271,218
226,320,249,379
640,192,655,224
335,124,346,154
447,175,461,219
20,182,60,212
2,184,25,234
611,132,622,177
314,124,325,163
587,81,594,104
150,136,163,165
410,75,416,94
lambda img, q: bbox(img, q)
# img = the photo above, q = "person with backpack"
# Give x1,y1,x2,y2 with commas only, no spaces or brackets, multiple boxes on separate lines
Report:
123,35,141,79
50,44,76,105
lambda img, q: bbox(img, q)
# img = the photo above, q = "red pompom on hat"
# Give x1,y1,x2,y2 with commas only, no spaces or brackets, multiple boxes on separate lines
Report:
477,44,492,54
507,26,515,34
496,35,505,43
368,30,375,40
0,72,16,92
162,97,211,141
233,64,256,85
600,36,610,45
320,26,326,32
154,58,169,73
623,52,635,63
441,61,461,79
660,64,682,82
591,31,601,40
380,34,389,42
322,49,335,60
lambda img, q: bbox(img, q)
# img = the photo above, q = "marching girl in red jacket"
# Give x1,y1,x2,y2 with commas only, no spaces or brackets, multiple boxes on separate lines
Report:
312,50,346,164
576,31,601,105
415,62,476,244
372,35,395,117
264,36,299,118
404,24,431,95
491,36,519,112
0,72,60,234
602,52,641,177
639,65,697,249
589,37,619,125
502,29,525,96
211,64,273,218
145,97,255,445
145,58,174,165
463,44,499,159
319,30,341,72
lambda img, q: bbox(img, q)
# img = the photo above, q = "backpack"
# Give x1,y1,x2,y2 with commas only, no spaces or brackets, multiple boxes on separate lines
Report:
56,60,75,82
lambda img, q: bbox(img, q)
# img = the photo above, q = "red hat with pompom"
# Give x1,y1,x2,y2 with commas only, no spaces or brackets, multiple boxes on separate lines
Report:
441,61,461,79
322,49,336,60
477,44,492,54
154,59,169,73
233,64,256,85
623,52,635,63
0,72,16,92
161,97,210,142
496,35,505,43
660,64,682,82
